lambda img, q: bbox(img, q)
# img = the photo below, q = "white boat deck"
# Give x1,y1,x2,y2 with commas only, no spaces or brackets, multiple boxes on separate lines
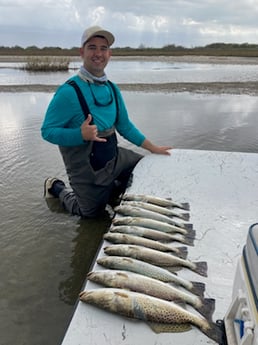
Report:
61,149,258,345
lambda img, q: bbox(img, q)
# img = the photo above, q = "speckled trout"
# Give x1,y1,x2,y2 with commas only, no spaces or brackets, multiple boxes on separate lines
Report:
112,216,195,238
122,193,190,210
121,200,190,220
114,205,192,230
97,256,205,297
79,288,222,343
110,225,195,246
87,270,215,320
104,244,207,277
104,232,188,259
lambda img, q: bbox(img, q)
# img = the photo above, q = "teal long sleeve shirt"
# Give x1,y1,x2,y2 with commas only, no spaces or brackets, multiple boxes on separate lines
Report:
41,76,146,147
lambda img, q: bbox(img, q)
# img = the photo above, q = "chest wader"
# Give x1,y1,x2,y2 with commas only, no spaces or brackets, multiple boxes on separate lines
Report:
67,80,119,170
58,80,142,217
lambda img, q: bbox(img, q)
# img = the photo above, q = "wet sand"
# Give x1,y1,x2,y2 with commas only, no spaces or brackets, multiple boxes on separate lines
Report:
1,55,258,95
1,81,258,95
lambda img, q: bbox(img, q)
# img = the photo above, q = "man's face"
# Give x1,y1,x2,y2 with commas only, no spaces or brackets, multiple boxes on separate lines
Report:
80,36,111,77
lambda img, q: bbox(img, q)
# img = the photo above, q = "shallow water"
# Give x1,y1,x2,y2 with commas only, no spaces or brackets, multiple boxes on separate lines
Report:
1,88,258,345
1,60,258,84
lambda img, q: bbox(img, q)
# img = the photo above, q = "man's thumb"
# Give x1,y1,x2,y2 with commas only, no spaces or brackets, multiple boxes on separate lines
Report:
85,114,92,124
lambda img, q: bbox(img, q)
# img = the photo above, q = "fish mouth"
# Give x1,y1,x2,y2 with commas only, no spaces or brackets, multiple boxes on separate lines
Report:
87,271,94,278
79,290,87,298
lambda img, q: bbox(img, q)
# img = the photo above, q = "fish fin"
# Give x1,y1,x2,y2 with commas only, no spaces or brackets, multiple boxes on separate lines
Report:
148,322,192,334
172,300,186,308
166,266,182,272
190,281,206,297
196,298,216,321
114,291,130,298
168,271,178,276
202,321,223,343
193,261,208,277
116,272,129,278
173,246,188,259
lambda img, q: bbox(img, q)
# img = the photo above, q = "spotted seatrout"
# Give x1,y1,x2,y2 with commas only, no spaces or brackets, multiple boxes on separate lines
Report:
121,200,190,220
110,225,195,246
104,232,188,259
97,256,205,297
79,288,222,343
114,205,192,230
112,216,195,238
122,193,190,210
104,244,207,277
87,270,215,320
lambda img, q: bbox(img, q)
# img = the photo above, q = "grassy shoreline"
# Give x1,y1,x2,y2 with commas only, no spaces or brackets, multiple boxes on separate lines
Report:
1,54,258,65
1,43,258,58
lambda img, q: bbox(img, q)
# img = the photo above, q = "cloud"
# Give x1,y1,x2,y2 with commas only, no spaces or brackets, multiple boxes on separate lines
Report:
0,0,258,48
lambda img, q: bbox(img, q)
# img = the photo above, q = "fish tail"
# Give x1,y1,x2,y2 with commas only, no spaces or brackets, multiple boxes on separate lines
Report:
202,321,223,343
186,228,196,239
179,212,190,221
181,234,195,246
196,298,216,321
181,223,193,230
190,281,206,297
179,202,190,211
174,246,188,259
193,261,208,277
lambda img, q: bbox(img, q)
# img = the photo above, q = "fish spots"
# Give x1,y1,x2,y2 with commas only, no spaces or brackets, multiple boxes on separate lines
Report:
80,193,223,343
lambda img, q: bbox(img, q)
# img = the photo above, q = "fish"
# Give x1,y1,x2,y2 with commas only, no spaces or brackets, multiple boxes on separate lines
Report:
79,288,222,343
110,225,195,246
104,232,188,259
122,193,190,210
112,216,196,238
104,244,208,277
87,270,215,320
97,256,205,297
114,205,192,230
121,200,190,220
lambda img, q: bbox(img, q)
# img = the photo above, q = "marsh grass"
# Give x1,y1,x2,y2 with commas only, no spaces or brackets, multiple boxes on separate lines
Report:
25,56,70,71
2,43,258,59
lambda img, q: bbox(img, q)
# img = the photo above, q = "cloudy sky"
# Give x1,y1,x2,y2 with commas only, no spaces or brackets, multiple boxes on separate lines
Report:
1,0,258,48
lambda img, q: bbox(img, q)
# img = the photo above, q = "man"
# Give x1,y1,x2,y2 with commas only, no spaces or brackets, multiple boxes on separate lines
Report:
41,25,171,218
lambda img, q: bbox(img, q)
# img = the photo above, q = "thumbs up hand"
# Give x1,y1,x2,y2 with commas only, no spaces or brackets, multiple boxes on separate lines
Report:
81,114,107,142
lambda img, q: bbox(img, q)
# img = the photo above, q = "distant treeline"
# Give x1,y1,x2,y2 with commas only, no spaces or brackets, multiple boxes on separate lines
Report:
1,42,258,57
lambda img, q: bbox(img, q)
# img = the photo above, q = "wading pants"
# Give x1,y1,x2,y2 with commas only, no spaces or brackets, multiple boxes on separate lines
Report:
58,144,143,218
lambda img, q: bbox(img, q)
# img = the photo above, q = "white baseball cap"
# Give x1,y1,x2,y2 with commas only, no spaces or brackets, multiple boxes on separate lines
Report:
81,25,115,47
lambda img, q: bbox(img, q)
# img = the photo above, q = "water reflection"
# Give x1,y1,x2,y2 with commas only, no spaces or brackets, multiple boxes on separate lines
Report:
1,60,258,84
122,92,258,153
1,91,258,345
58,214,111,305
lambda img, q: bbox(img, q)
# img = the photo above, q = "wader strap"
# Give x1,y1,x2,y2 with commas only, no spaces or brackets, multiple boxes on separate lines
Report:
107,80,119,119
66,79,119,122
66,79,91,122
